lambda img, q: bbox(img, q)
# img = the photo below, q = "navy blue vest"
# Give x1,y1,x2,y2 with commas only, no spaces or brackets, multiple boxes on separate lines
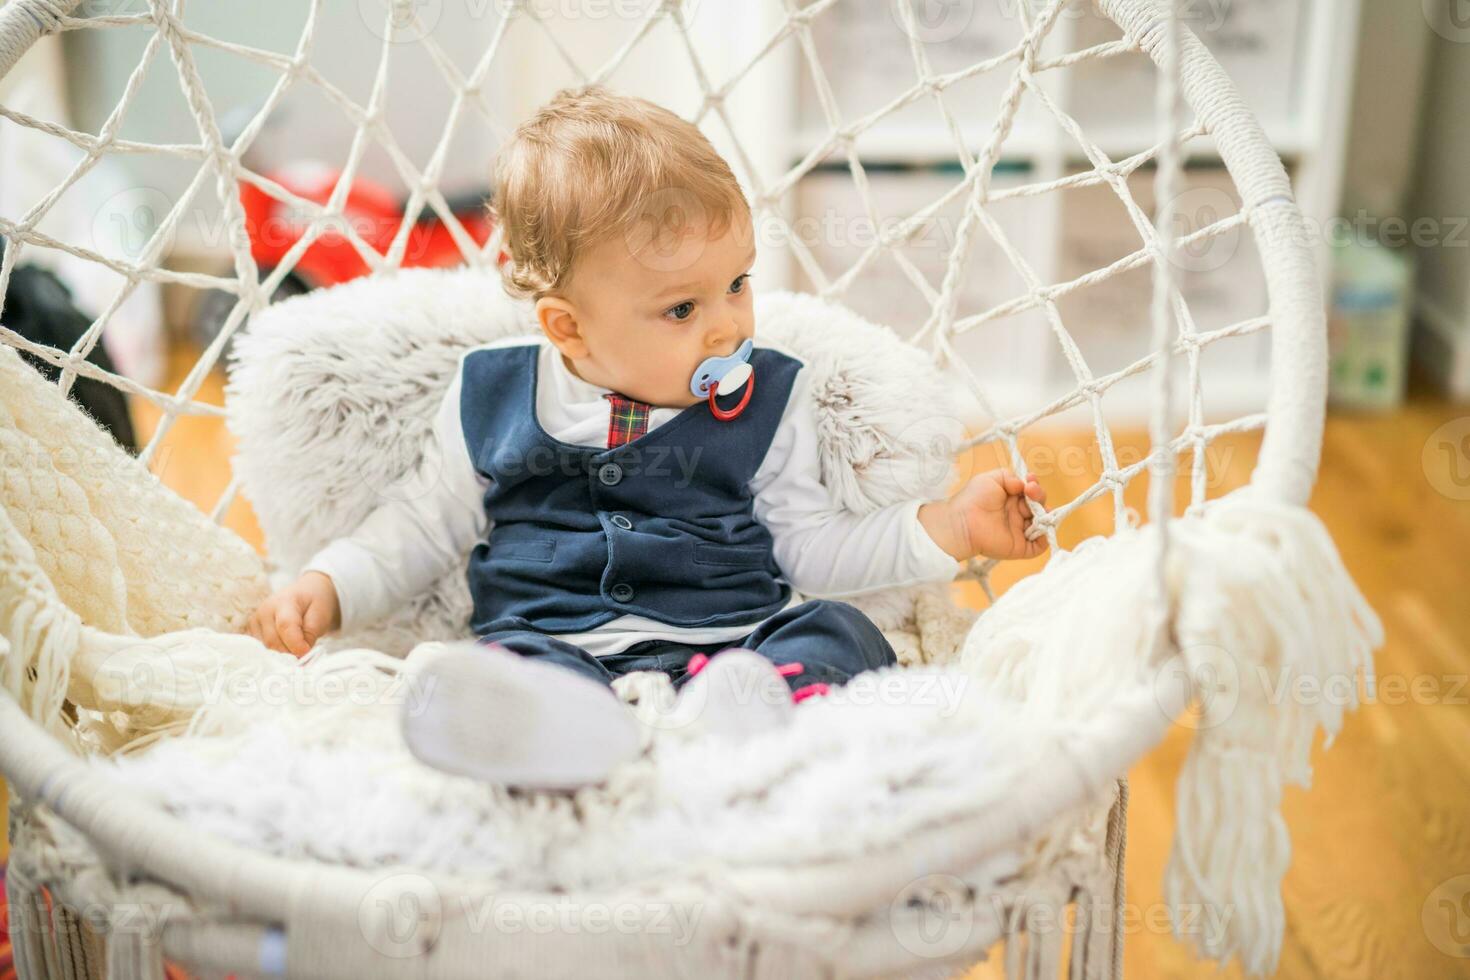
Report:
458,343,804,635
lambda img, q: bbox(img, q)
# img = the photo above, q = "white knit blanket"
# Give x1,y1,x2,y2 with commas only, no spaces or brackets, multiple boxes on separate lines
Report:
102,663,1063,893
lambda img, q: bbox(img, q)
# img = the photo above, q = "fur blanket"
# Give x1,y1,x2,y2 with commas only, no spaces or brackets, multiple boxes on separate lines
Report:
224,267,982,665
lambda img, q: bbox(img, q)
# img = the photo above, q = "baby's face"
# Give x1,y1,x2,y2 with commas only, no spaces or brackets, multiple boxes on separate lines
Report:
538,210,757,408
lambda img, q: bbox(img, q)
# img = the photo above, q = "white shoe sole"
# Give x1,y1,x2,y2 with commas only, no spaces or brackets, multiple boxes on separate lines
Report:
400,642,641,790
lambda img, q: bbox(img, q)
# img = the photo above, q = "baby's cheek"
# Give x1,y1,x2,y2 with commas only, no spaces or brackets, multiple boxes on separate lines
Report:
672,349,704,395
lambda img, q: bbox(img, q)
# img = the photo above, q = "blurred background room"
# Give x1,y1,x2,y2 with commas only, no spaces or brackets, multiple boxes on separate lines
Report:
1,1,1467,976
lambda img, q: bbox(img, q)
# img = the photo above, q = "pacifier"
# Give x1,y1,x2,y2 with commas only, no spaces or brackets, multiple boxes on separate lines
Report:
689,338,754,422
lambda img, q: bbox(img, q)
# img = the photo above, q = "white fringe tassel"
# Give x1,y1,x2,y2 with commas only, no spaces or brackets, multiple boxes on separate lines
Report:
963,487,1382,976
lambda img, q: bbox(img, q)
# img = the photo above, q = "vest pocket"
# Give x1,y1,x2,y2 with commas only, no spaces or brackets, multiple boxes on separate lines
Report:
491,538,556,563
692,543,770,568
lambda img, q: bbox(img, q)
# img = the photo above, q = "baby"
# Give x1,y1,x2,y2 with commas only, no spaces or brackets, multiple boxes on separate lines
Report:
246,85,1047,790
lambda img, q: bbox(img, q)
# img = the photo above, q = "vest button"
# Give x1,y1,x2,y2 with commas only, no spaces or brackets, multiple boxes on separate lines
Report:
610,582,635,602
597,462,624,486
611,514,633,530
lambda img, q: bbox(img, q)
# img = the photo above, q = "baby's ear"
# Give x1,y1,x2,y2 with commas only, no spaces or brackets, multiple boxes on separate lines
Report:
536,296,587,358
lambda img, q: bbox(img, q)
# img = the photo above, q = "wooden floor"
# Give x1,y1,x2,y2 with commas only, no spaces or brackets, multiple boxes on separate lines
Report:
3,351,1468,979
957,395,1470,979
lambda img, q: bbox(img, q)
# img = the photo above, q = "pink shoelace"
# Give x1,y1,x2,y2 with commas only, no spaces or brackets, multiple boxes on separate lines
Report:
684,652,831,703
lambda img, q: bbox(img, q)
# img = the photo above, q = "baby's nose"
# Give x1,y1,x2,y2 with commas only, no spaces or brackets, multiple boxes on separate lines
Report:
708,325,738,350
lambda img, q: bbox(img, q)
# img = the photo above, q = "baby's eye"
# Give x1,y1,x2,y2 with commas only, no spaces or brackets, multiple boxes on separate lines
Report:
729,273,751,294
666,300,695,321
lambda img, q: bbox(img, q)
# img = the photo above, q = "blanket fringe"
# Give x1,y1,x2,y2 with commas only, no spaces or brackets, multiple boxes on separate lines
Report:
962,486,1381,975
0,505,82,750
1161,491,1379,974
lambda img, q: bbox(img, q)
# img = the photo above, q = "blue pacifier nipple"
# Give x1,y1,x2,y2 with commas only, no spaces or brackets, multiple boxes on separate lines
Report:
690,338,755,422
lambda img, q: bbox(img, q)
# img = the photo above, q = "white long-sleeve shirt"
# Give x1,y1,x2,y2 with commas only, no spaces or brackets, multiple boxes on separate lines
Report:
303,336,959,656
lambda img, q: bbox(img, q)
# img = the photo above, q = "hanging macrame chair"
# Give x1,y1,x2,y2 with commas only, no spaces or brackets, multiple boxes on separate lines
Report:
0,0,1381,978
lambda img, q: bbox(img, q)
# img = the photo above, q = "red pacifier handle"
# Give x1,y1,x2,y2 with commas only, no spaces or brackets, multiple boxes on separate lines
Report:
708,370,754,421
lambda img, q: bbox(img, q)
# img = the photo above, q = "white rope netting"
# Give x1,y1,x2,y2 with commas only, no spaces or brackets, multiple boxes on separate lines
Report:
0,0,1287,601
0,7,1385,977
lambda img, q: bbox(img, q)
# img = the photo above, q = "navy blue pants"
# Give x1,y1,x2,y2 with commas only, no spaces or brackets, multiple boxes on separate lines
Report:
477,599,896,692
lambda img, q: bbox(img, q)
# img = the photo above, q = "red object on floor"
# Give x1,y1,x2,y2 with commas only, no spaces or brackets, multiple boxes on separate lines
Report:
238,163,499,289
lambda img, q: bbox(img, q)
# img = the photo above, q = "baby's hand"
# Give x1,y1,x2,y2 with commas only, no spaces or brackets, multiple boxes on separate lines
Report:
245,571,341,657
918,468,1049,562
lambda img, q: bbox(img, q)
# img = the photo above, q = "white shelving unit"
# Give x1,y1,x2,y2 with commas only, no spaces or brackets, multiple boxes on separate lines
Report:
763,0,1362,426
480,0,1360,424
34,0,1361,426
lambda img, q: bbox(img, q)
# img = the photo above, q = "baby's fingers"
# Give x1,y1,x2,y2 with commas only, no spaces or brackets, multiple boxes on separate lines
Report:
1010,495,1034,539
256,603,288,654
1023,476,1047,505
1016,499,1048,557
277,608,312,657
301,599,334,653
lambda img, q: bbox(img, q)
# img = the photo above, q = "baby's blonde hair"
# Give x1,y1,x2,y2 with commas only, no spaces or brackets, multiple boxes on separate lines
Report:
489,84,750,301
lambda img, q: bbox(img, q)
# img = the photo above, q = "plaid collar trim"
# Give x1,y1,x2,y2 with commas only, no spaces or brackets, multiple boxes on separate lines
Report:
603,391,652,448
